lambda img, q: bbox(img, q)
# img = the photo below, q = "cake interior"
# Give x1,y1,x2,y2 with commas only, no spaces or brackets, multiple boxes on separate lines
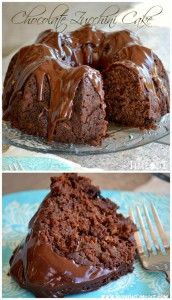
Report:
9,174,137,297
29,174,136,270
3,26,169,145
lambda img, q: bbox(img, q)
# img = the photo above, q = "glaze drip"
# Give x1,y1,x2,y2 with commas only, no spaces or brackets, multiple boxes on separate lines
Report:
9,174,137,297
3,43,103,141
10,233,113,295
3,24,169,142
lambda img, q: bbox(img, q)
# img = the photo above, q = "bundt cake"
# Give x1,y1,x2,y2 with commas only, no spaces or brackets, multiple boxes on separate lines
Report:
9,174,137,297
3,25,169,145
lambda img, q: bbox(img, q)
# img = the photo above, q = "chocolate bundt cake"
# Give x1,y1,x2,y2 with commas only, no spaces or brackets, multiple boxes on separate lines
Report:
10,174,137,297
3,25,169,145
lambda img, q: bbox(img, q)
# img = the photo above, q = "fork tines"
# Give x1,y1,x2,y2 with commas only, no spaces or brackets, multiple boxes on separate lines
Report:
129,203,170,255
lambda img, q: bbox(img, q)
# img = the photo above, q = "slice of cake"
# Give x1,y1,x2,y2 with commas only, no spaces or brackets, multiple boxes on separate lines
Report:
9,174,137,297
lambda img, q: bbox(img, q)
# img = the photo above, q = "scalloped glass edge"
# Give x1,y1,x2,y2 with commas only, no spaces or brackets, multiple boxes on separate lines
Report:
2,113,170,155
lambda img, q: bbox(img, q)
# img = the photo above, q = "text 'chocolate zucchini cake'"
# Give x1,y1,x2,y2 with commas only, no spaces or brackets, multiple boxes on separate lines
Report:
3,25,170,145
9,174,137,297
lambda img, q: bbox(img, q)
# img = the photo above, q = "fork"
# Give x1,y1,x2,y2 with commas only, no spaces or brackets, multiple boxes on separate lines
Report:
6,162,24,171
129,203,170,282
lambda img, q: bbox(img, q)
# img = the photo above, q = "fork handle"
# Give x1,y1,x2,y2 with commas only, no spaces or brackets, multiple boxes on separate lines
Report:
165,271,170,283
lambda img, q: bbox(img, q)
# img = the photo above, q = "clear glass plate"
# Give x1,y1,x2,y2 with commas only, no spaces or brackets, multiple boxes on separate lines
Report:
3,114,170,155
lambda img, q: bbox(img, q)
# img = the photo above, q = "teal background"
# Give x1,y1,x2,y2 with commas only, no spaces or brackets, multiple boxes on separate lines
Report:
2,190,170,298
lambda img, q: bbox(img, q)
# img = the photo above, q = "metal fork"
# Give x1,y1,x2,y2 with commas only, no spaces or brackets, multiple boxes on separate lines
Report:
129,203,170,282
7,162,24,171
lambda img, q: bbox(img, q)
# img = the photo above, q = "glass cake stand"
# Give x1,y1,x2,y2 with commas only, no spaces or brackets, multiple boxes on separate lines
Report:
2,114,170,156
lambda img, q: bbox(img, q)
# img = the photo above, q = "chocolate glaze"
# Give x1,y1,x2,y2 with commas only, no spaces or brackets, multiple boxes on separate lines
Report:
103,44,157,94
10,233,117,297
9,174,138,297
36,25,141,70
36,25,167,99
3,24,169,141
3,43,104,141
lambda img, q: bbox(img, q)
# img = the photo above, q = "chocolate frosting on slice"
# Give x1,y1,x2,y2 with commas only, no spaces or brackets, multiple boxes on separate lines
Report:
10,232,115,297
9,174,137,297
